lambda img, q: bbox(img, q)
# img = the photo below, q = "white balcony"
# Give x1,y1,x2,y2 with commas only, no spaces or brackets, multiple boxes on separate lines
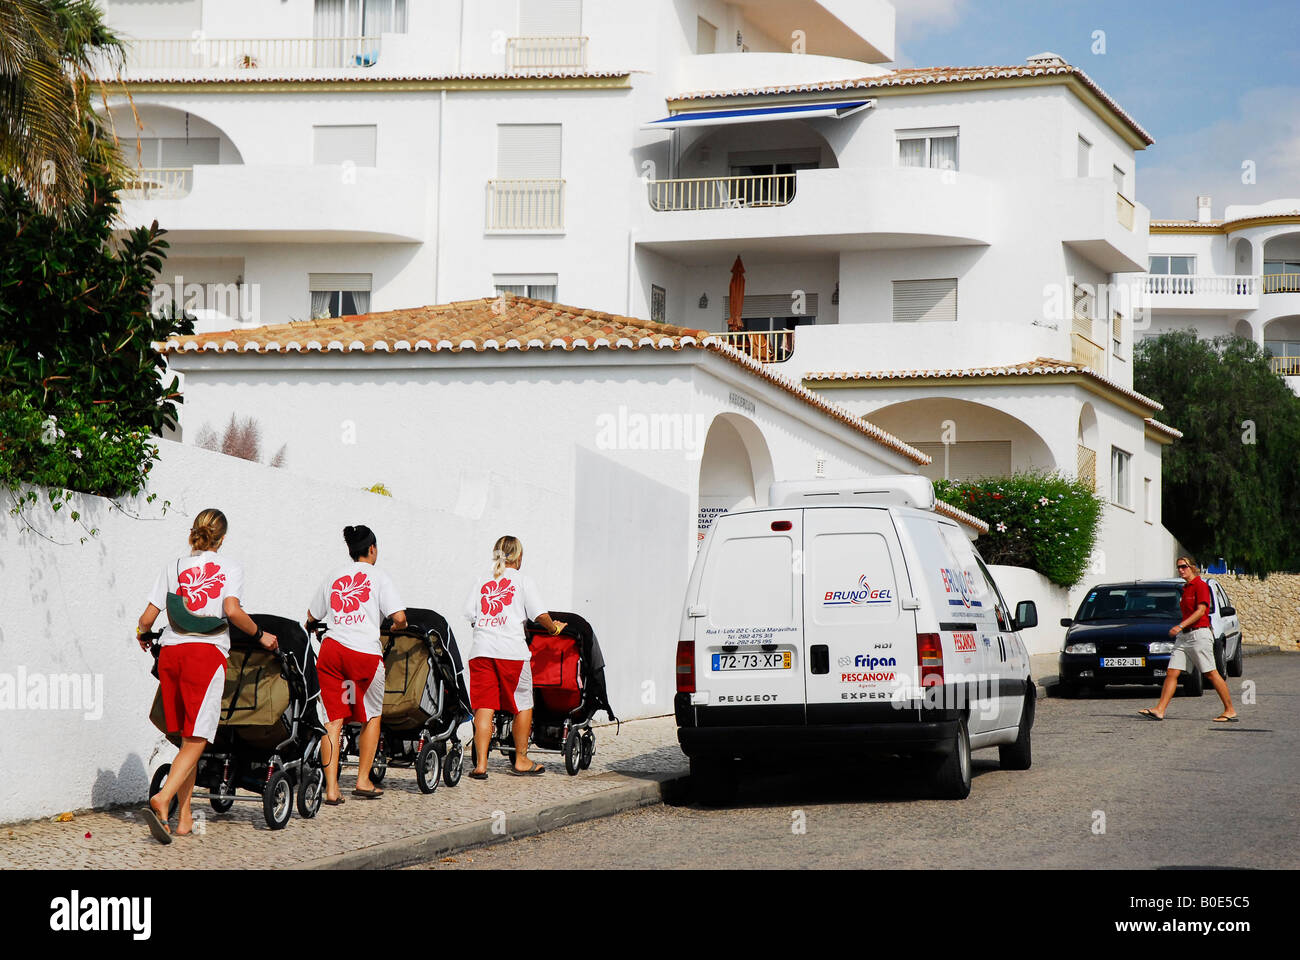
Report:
635,166,994,262
1138,274,1261,314
118,164,427,242
506,37,589,74
103,36,384,75
1058,179,1150,273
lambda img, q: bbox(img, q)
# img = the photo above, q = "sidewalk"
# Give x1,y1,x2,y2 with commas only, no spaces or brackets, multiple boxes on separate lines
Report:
0,716,686,870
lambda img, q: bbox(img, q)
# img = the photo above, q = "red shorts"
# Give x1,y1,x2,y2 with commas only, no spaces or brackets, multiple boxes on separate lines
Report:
317,636,385,723
158,643,227,742
469,657,533,714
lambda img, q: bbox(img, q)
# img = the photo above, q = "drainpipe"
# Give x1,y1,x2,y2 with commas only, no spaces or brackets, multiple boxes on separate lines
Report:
433,88,446,304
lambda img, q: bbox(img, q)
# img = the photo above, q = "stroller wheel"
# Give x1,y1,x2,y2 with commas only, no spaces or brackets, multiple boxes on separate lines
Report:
579,729,595,770
370,756,387,786
563,729,582,776
262,768,293,830
416,741,442,794
443,742,464,788
149,764,179,821
210,781,235,814
297,763,324,819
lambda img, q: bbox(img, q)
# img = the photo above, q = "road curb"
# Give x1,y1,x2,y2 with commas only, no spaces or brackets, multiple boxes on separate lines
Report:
299,771,688,870
1243,644,1282,656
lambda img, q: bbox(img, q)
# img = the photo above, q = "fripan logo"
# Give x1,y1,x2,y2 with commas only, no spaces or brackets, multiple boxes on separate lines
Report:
0,668,103,720
50,890,151,940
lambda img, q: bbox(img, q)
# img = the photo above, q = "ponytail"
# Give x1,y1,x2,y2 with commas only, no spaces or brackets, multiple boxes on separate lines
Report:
492,535,522,578
189,508,228,552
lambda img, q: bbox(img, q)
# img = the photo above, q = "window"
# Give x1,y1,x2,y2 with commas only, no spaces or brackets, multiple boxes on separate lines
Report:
897,128,959,171
1265,339,1300,359
313,125,377,166
650,284,666,324
1148,255,1196,275
1144,477,1153,524
1112,310,1123,357
519,0,583,35
1111,447,1132,509
497,124,561,179
893,279,957,323
1072,282,1094,336
131,137,220,169
309,272,371,318
1112,164,1126,195
314,0,408,37
107,0,201,37
490,124,564,230
1264,260,1300,293
1077,135,1091,177
494,274,558,302
723,294,819,330
696,16,717,53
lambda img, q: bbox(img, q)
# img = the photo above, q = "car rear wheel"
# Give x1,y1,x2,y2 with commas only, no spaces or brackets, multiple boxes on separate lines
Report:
999,689,1034,770
930,716,972,800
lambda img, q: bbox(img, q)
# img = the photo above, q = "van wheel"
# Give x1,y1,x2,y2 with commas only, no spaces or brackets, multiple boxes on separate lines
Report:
930,717,971,800
1181,667,1204,697
690,756,738,807
999,689,1034,770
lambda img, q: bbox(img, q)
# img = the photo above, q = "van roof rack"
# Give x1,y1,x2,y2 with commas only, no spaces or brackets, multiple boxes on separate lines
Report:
768,476,936,510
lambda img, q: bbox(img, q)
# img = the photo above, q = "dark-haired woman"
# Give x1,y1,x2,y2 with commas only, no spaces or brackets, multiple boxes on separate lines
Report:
137,508,278,844
307,525,406,803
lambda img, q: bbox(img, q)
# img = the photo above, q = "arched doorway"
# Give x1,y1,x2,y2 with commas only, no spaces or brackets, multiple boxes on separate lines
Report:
697,414,774,543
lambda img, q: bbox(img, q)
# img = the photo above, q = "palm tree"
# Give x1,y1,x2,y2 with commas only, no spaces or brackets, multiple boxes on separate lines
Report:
0,0,125,216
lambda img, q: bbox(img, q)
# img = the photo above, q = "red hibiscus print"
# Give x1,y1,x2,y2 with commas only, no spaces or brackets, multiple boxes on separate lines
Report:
331,573,371,614
178,562,226,612
480,578,515,617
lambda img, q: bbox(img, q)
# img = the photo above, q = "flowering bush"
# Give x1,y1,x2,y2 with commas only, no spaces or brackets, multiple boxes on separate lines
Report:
934,471,1103,587
0,391,161,536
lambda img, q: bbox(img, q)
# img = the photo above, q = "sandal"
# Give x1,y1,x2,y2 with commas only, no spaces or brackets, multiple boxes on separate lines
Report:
143,806,172,845
323,796,346,805
509,762,546,777
351,787,384,799
468,771,489,780
1138,709,1163,721
1212,714,1239,723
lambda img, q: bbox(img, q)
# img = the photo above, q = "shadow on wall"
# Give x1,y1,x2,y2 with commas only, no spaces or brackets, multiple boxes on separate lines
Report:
90,752,152,811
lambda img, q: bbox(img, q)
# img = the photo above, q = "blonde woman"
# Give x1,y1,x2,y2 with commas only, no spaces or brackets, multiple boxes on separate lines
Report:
137,508,278,844
464,536,566,778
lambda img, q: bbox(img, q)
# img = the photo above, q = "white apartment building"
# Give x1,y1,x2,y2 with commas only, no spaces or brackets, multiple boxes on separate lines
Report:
100,0,1180,595
1139,196,1300,392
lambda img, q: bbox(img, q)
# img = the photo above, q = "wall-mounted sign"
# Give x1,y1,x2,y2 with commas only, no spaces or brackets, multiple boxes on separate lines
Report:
728,391,755,416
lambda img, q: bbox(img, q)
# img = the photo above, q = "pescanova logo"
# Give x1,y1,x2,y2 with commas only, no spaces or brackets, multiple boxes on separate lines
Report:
824,574,893,606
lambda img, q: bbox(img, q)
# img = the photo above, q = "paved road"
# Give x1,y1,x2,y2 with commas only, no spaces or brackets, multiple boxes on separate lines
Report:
415,653,1300,870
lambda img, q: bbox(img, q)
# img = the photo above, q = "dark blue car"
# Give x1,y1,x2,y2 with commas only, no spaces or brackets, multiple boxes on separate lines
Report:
1057,579,1244,697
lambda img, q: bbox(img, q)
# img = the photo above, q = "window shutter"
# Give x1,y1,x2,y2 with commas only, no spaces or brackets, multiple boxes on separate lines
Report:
107,0,203,37
1072,283,1094,336
722,293,818,320
159,137,220,166
518,0,583,35
313,125,377,166
309,273,372,292
892,279,957,322
497,124,562,178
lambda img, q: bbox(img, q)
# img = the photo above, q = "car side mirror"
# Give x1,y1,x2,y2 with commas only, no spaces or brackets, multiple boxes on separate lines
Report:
1059,617,1073,628
1221,605,1235,617
1015,600,1038,630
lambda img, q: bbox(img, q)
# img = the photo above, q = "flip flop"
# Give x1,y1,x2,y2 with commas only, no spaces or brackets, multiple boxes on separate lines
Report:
509,763,546,777
143,806,172,845
1138,709,1163,721
1212,715,1240,723
468,771,489,780
323,797,346,806
351,787,383,799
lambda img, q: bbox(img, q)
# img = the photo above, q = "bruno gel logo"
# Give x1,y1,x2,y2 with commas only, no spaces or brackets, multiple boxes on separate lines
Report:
824,574,892,606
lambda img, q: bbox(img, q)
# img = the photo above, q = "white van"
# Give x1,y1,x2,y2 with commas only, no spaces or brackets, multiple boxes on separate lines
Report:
675,477,1038,802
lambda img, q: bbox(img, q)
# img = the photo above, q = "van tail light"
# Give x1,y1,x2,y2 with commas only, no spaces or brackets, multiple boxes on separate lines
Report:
676,641,696,694
917,633,944,687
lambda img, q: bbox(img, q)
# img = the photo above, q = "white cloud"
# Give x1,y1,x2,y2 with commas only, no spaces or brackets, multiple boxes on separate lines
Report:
1139,86,1300,221
889,0,974,67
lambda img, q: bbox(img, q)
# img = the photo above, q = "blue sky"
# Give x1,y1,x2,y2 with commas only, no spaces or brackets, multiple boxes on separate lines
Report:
890,0,1300,219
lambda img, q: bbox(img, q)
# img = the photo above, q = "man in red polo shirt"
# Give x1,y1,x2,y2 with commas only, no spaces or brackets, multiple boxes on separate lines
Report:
1140,557,1238,722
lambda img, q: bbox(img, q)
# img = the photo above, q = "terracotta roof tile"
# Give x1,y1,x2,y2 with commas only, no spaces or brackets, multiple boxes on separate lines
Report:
672,62,1152,146
159,296,930,465
803,357,1165,412
113,70,631,85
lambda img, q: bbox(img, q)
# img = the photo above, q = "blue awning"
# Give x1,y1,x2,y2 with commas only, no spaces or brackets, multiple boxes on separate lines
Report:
642,99,873,130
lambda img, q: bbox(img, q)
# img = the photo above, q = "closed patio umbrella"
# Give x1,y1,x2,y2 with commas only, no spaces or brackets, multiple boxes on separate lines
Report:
727,256,745,333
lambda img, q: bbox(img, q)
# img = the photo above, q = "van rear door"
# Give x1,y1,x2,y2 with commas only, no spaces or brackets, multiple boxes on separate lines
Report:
692,509,805,722
801,506,918,720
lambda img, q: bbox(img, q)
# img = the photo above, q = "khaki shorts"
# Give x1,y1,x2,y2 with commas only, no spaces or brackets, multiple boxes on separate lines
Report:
1169,627,1215,673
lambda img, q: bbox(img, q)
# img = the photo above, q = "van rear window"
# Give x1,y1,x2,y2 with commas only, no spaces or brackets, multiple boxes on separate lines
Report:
706,535,795,628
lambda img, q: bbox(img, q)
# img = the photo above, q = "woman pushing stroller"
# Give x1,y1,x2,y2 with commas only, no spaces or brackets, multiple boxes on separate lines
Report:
136,508,278,844
465,536,566,778
307,525,406,803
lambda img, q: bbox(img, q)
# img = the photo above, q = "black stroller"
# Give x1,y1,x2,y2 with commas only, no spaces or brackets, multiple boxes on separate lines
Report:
147,614,325,830
486,611,617,776
331,607,472,794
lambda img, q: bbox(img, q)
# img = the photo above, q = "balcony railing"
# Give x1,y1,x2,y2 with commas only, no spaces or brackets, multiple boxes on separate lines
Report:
1269,356,1300,376
506,36,589,73
647,173,797,212
122,167,192,198
1264,274,1300,294
1144,274,1259,296
1071,332,1105,369
485,179,566,231
709,330,795,363
114,36,382,71
1116,191,1135,231
1077,444,1097,491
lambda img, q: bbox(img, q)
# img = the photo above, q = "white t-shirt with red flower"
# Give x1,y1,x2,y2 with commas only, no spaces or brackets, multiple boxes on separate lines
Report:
147,551,245,654
463,567,546,661
308,562,404,656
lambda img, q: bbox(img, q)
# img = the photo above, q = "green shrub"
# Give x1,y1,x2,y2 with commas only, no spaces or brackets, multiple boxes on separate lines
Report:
934,471,1104,587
